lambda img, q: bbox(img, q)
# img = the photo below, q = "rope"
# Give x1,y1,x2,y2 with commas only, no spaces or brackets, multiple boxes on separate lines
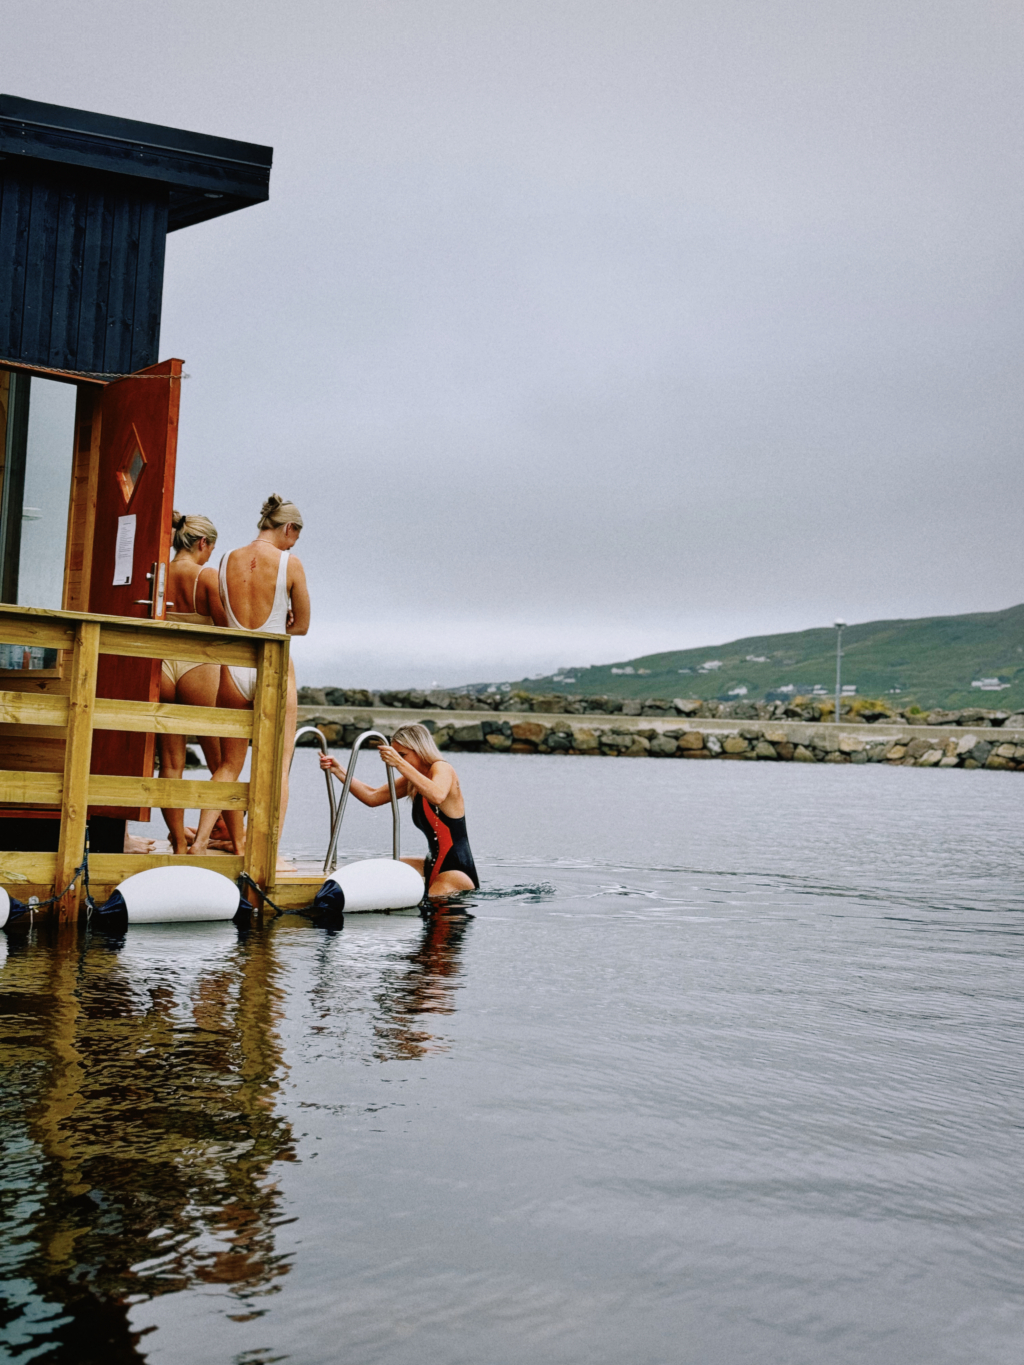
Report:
236,872,318,917
0,360,189,382
22,837,95,915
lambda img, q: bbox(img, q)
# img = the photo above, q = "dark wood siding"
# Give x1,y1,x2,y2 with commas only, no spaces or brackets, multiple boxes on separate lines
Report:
0,161,168,374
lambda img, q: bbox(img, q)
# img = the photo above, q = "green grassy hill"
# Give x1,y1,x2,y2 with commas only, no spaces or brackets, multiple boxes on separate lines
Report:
502,604,1024,711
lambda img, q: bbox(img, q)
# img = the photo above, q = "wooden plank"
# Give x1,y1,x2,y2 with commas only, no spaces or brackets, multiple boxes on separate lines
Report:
0,735,65,773
0,172,30,356
131,191,168,370
51,178,90,371
0,770,62,803
0,851,57,885
0,722,65,738
92,697,254,738
0,676,71,695
0,690,68,726
89,852,243,881
54,619,99,918
20,179,59,363
62,386,102,612
84,181,115,372
244,636,289,890
264,877,323,909
0,603,275,642
98,623,259,667
0,688,251,738
104,188,136,373
0,618,77,650
87,775,249,810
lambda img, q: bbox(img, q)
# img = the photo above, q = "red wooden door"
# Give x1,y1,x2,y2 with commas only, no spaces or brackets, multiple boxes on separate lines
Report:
88,359,182,817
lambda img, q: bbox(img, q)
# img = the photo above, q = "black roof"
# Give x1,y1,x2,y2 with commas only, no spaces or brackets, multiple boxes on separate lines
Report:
0,95,272,231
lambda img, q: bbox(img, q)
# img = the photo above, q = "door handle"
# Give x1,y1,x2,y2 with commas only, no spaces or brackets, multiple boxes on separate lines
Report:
134,562,167,617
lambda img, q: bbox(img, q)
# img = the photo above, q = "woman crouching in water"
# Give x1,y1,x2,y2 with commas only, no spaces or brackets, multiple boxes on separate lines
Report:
319,723,479,899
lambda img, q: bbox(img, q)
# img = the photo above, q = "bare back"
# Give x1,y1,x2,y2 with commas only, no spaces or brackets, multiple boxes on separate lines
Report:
222,542,290,630
167,556,217,622
167,556,202,616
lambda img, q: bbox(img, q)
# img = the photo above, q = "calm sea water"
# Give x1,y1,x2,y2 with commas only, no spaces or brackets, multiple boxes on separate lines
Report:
1,753,1022,1364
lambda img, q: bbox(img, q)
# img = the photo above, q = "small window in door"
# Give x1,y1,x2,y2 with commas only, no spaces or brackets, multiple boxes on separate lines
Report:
118,432,147,504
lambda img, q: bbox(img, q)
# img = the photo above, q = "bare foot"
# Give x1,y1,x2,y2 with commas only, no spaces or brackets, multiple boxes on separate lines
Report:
124,832,156,854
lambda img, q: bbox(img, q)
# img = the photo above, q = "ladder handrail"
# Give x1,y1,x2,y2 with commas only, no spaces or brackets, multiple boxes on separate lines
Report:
322,730,400,875
292,726,338,842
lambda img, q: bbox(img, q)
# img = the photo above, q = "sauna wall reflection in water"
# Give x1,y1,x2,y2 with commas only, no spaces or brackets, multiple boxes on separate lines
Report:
0,921,295,1363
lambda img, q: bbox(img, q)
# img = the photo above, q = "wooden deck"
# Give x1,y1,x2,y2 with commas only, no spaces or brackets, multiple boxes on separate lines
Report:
0,603,298,917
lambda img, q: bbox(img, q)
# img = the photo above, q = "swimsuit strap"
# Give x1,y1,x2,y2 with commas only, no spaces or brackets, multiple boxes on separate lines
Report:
217,554,244,631
266,550,290,634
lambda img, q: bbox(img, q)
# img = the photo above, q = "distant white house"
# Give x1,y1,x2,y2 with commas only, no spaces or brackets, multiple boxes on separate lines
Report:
611,666,635,675
745,655,768,663
841,684,857,695
971,678,1011,691
698,660,723,673
727,685,748,697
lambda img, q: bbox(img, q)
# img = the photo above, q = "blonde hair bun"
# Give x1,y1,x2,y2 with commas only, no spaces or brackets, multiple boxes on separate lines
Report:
172,512,218,554
258,493,304,531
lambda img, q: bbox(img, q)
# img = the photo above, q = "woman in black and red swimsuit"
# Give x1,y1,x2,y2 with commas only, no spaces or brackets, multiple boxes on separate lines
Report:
319,723,479,899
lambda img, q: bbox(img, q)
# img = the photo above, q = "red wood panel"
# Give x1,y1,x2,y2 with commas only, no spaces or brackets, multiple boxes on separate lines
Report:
88,359,181,817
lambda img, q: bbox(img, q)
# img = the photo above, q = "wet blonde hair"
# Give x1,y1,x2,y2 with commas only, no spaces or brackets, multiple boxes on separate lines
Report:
171,510,218,554
390,723,443,766
258,493,304,531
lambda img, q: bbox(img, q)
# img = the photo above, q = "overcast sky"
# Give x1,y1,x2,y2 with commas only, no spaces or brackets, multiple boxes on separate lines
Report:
10,1,1024,685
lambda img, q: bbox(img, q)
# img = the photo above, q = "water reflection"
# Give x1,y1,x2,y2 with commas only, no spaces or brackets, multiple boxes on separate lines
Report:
301,908,472,1064
372,910,471,1059
0,919,294,1364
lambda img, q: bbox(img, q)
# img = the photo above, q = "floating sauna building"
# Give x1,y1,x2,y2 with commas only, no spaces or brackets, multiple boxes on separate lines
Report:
0,96,312,915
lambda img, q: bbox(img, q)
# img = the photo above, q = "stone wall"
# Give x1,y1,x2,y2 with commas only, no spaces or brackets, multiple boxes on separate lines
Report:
298,686,1023,729
295,706,1024,772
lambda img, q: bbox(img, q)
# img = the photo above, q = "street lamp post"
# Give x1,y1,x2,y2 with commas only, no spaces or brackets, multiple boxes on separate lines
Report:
834,620,846,723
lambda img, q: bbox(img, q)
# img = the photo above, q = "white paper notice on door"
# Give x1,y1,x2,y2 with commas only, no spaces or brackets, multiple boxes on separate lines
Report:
113,514,136,586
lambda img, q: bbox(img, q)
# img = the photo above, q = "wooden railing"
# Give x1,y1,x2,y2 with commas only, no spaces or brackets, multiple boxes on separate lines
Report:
0,604,289,918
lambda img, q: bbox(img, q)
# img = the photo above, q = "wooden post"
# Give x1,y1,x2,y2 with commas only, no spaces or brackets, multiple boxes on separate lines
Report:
244,636,288,893
54,620,100,919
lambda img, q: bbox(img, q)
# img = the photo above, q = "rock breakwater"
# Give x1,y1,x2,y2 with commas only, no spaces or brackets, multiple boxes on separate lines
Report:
298,686,1024,729
296,704,1024,772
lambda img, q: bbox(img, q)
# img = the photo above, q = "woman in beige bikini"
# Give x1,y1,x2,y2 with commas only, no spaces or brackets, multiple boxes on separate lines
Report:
159,512,224,854
190,495,310,857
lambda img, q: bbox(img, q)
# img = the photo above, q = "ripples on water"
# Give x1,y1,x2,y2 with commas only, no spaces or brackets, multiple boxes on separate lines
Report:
1,754,1022,1364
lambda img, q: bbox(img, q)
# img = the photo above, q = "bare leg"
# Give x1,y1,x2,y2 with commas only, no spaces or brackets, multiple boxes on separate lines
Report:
176,665,222,780
426,870,475,899
401,855,472,899
158,669,189,853
279,657,298,840
199,735,222,773
191,669,251,855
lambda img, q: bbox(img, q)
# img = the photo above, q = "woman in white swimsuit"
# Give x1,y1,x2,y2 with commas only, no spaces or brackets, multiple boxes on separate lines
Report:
159,512,224,854
190,494,310,856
